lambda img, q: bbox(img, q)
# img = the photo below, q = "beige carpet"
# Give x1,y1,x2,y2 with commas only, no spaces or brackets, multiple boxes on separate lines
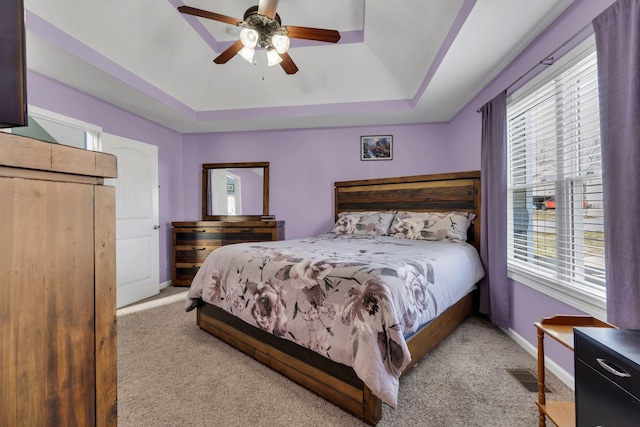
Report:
116,287,572,426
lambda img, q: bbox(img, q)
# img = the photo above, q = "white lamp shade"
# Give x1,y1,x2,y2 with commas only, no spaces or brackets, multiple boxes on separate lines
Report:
240,28,258,48
266,48,283,66
271,34,290,54
238,46,255,63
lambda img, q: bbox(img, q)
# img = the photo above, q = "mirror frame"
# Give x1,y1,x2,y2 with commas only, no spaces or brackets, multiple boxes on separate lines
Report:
202,161,269,221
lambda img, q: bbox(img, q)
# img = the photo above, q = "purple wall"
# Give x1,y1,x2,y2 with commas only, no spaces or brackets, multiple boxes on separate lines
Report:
27,71,183,284
447,0,616,374
181,123,464,239
510,280,585,375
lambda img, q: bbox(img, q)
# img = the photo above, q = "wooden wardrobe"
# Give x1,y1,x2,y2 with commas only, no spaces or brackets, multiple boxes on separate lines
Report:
0,133,118,426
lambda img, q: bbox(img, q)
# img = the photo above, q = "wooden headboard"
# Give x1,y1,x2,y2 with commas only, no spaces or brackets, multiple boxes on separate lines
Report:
334,171,482,252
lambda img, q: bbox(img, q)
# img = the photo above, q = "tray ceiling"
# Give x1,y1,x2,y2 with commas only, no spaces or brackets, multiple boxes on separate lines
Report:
24,0,574,133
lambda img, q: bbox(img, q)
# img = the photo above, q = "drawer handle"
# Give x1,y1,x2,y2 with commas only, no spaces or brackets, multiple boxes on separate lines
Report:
192,229,207,232
596,358,631,378
192,247,207,251
240,228,255,232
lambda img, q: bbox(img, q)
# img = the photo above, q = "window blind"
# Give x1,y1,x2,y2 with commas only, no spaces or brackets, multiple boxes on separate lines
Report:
506,36,605,303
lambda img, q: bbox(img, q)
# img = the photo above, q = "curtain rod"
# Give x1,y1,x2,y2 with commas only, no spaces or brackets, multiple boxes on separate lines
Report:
476,22,594,113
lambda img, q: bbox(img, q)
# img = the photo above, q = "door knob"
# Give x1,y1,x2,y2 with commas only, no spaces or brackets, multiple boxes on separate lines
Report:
153,225,161,230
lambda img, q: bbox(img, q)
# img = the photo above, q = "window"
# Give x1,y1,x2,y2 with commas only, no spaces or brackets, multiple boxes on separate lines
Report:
506,36,605,317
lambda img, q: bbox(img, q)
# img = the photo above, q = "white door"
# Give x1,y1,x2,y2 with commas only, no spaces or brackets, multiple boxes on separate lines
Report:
209,169,228,215
102,134,159,308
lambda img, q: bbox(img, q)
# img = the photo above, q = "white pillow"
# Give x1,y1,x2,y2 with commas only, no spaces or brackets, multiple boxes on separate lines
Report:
388,211,475,242
329,211,396,236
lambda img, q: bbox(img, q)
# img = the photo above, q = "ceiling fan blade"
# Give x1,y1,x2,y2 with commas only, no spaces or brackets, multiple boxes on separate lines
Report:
279,52,299,75
258,0,280,19
178,5,241,26
285,26,341,43
214,40,244,64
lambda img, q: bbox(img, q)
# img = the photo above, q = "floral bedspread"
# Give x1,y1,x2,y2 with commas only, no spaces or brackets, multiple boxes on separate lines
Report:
185,234,485,407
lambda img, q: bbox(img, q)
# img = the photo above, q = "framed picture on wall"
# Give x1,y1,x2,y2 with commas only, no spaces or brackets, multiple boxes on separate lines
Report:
361,135,393,160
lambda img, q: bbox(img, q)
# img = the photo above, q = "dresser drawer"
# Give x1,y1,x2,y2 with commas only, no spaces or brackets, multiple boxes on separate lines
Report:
223,226,277,244
575,328,640,426
173,228,223,246
575,328,640,399
174,264,202,286
174,246,218,263
575,358,640,426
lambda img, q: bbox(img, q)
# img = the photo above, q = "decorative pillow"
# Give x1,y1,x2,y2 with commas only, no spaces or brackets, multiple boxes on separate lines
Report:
388,211,476,242
329,211,396,236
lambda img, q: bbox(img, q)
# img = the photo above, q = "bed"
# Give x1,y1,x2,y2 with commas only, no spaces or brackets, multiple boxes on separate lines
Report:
186,171,484,425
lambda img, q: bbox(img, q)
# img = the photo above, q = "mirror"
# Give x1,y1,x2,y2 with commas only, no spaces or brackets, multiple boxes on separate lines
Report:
202,162,269,220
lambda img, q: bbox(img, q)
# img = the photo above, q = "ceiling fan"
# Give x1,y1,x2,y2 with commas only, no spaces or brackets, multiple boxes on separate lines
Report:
178,0,341,75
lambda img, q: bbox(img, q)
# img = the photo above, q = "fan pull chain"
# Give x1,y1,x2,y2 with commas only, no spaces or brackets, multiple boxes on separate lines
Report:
259,57,265,81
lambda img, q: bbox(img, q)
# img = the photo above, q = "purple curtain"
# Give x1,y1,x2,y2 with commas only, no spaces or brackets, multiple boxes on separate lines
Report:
593,0,640,328
479,91,509,328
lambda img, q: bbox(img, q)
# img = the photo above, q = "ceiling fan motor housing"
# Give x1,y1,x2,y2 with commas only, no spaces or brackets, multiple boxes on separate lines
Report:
242,5,284,48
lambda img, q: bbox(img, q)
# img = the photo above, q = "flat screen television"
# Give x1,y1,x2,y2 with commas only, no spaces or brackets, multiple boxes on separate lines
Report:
0,0,28,129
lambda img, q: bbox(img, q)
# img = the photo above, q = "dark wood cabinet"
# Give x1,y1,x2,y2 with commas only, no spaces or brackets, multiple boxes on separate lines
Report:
575,328,640,427
171,220,285,286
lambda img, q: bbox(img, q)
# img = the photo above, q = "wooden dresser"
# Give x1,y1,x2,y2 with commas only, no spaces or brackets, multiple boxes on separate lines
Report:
0,134,118,426
171,220,285,286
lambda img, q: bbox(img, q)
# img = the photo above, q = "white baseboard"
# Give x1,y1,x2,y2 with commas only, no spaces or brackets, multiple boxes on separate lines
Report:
503,327,575,391
160,280,172,290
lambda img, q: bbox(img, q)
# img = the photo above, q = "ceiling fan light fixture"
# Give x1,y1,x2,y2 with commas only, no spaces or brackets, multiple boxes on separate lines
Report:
239,28,259,48
178,3,340,75
266,48,283,66
238,46,255,63
271,34,290,54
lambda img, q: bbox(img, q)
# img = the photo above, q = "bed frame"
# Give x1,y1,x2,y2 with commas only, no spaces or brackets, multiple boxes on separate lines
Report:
196,171,482,425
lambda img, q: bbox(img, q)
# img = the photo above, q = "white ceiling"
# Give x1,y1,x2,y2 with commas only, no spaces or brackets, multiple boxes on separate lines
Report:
24,0,574,133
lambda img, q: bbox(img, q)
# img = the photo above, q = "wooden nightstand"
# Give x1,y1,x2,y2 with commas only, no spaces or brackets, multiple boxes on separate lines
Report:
534,315,615,427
